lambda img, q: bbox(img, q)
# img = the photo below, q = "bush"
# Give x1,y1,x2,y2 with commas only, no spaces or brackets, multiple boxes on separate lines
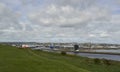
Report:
94,58,101,64
61,51,67,55
102,59,111,65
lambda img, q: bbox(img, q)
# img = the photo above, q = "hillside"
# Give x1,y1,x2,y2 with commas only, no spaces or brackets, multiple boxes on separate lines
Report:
0,44,120,72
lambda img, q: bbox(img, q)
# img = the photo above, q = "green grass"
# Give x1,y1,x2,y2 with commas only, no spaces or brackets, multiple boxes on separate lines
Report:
0,44,120,72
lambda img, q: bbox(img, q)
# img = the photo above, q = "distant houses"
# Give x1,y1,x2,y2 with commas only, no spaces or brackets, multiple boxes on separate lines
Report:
0,42,120,49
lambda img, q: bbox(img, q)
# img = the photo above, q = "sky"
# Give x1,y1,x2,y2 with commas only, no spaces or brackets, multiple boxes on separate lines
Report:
0,0,120,43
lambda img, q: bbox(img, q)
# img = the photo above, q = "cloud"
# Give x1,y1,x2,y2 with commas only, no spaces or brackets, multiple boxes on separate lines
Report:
28,4,109,27
27,3,112,39
0,3,23,30
0,3,25,40
0,0,120,43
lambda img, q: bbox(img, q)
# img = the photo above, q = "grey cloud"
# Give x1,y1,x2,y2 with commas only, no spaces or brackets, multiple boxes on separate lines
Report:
28,4,109,27
0,3,23,30
0,0,120,43
52,0,98,8
27,3,112,39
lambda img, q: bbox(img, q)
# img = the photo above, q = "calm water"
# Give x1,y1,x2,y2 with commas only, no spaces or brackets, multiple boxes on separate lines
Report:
92,49,120,53
67,52,120,61
33,48,120,61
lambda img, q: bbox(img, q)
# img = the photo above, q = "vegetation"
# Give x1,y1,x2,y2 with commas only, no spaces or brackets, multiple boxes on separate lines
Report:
0,44,120,72
102,59,111,65
94,58,101,64
93,58,111,65
61,51,67,55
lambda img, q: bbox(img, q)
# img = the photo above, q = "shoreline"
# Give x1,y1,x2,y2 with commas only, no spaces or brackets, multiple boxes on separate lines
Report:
69,51,120,55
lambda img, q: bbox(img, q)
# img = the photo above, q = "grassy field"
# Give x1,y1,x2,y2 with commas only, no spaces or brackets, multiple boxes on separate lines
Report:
0,44,120,72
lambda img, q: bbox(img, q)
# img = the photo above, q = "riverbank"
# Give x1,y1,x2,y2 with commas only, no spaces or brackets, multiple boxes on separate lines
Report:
78,51,120,55
0,44,120,72
32,48,120,61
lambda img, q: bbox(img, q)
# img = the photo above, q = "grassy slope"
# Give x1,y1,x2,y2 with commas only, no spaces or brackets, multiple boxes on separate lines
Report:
0,44,120,72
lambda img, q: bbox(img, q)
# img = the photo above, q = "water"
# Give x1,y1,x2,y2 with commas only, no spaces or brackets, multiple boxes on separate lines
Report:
33,47,120,61
92,49,120,53
67,52,120,61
